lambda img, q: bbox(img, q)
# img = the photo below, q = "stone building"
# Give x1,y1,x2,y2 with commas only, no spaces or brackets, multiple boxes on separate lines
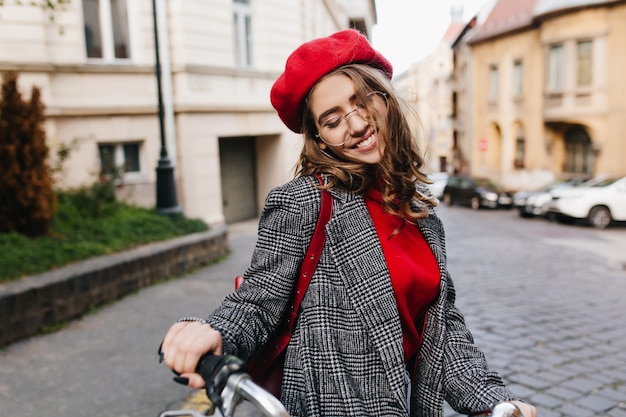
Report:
0,0,377,224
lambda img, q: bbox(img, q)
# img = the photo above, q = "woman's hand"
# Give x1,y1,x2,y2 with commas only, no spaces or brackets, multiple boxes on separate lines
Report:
160,321,223,388
511,401,537,417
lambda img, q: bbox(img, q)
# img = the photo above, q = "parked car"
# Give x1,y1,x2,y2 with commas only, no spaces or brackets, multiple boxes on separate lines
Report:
426,172,449,200
546,176,626,228
513,178,590,218
442,176,514,209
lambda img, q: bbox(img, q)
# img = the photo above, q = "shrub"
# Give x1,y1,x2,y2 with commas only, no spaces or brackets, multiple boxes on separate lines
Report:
0,71,56,237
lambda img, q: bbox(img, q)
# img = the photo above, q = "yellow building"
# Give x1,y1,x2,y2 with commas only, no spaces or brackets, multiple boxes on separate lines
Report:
455,0,626,190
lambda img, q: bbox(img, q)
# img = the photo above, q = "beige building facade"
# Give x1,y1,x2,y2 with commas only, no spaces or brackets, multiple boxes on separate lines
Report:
392,9,464,175
454,0,626,190
0,0,377,225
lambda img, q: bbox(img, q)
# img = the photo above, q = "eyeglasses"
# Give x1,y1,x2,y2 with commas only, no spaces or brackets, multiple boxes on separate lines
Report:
316,91,387,147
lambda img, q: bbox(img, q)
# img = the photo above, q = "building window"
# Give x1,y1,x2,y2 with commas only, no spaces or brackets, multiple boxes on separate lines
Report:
577,40,593,87
98,142,142,180
564,127,593,174
82,0,131,61
548,44,564,92
233,0,253,67
514,131,525,168
489,64,499,100
513,60,523,97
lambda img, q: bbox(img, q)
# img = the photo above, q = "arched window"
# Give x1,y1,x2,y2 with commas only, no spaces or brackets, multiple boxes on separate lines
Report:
564,126,593,174
514,126,525,168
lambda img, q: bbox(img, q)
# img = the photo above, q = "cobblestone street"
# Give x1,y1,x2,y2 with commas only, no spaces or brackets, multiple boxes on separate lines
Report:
438,206,626,417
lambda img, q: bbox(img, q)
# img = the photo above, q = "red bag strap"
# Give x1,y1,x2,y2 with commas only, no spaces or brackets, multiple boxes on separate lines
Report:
243,175,332,378
235,175,332,331
285,174,332,331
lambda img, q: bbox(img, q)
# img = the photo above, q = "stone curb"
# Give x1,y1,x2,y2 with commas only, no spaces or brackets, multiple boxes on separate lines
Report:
0,225,229,347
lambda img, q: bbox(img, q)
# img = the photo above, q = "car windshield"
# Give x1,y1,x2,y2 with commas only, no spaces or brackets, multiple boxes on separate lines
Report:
590,178,620,187
475,178,499,189
545,179,584,191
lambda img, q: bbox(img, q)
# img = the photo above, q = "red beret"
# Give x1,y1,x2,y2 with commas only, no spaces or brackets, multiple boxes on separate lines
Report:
270,29,393,133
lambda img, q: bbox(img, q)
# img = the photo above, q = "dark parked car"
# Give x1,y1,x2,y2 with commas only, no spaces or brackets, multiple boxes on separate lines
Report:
442,176,514,209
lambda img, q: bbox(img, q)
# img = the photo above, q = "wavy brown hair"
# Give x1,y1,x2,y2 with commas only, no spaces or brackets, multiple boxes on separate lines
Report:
295,64,437,223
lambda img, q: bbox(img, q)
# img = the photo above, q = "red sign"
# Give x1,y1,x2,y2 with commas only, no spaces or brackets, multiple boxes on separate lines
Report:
478,138,488,151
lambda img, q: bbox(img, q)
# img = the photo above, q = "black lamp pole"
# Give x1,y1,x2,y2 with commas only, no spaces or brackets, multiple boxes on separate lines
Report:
152,0,181,215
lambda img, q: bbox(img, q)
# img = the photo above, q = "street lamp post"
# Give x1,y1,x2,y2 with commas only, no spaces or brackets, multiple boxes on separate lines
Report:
152,0,182,215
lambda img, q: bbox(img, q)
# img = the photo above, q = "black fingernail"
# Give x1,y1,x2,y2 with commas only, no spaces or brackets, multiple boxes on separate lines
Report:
158,341,164,363
173,376,189,386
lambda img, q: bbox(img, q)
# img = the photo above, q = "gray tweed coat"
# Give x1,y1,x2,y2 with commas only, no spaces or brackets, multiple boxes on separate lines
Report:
208,175,516,417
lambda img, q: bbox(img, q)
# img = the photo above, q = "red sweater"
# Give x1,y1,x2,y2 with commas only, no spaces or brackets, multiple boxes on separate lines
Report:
365,188,441,362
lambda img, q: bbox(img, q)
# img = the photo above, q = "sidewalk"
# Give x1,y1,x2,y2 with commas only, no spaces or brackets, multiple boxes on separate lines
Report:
0,218,259,417
0,225,229,347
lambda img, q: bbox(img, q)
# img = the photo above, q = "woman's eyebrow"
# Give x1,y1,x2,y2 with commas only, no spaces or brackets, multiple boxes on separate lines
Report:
318,107,341,124
317,93,359,124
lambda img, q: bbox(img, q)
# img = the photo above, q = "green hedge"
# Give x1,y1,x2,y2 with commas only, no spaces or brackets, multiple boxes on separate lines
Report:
0,191,208,282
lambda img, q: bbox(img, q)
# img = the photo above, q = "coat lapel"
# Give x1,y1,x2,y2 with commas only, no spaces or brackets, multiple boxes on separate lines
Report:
324,190,408,413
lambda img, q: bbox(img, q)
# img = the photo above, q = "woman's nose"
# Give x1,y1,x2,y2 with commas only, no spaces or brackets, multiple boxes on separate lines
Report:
347,112,369,135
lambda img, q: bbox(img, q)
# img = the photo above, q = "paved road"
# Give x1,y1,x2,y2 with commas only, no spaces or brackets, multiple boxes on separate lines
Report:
1,205,625,417
438,207,626,417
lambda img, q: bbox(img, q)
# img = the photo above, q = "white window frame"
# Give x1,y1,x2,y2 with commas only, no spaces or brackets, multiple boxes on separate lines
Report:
98,141,144,183
83,0,133,63
576,40,593,87
233,0,253,68
548,44,564,92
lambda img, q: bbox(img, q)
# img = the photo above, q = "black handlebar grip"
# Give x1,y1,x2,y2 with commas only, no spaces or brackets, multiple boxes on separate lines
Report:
197,354,246,407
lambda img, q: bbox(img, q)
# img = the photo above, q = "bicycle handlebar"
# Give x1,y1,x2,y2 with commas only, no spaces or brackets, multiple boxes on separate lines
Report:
196,354,289,417
160,353,520,417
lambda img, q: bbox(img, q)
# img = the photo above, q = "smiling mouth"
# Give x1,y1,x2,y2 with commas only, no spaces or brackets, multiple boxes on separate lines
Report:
354,133,376,149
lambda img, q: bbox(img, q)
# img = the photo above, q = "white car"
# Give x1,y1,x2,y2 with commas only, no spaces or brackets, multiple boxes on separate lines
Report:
547,176,626,228
513,178,590,218
426,172,449,200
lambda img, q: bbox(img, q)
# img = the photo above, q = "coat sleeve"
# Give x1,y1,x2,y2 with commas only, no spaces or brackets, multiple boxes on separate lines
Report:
206,178,320,359
413,208,518,415
441,268,518,413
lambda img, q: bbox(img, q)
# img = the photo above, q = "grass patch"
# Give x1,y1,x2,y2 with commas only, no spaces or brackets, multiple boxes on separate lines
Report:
0,190,209,282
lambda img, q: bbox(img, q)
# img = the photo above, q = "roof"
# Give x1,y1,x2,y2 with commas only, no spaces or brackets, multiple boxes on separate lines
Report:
466,0,623,43
450,0,498,47
442,21,465,44
469,0,539,44
534,0,621,17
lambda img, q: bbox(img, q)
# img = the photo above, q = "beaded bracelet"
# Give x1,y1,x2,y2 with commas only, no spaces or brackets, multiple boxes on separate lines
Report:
469,401,522,417
176,316,208,324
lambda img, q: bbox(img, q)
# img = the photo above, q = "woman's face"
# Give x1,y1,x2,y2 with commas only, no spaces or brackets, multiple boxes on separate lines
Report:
308,74,386,165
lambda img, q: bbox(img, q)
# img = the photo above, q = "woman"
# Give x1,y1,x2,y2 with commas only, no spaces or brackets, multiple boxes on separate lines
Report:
160,29,536,417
